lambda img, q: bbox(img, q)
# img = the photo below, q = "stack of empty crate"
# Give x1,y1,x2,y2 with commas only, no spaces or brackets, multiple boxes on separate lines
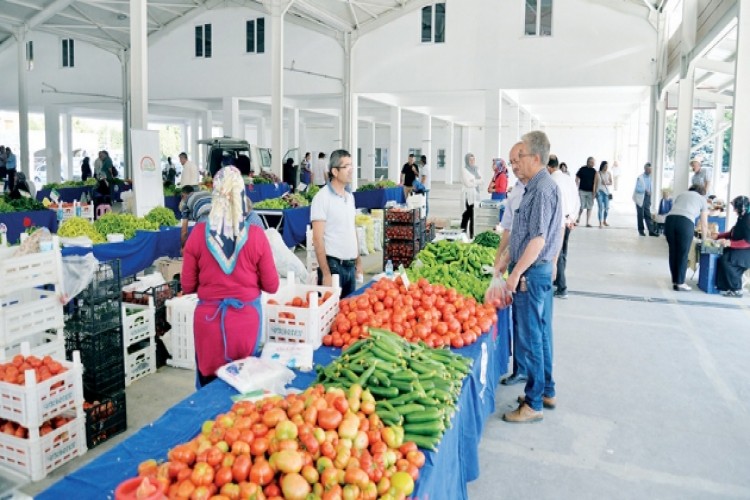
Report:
63,260,127,449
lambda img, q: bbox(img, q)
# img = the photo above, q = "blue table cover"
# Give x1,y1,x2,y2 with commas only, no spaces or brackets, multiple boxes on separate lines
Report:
60,227,181,277
256,206,311,247
0,210,58,244
164,193,182,219
246,182,290,203
38,305,510,500
36,184,131,203
353,186,406,209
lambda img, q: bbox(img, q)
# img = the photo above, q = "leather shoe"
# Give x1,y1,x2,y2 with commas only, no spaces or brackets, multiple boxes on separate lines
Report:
517,395,557,409
649,232,660,237
501,374,527,386
502,403,543,423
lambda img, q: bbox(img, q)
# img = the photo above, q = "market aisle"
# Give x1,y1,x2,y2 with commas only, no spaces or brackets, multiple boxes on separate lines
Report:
469,196,750,499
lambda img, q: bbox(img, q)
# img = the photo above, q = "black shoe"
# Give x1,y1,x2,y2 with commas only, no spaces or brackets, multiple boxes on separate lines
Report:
639,232,646,236
554,290,568,299
649,232,660,237
501,374,527,386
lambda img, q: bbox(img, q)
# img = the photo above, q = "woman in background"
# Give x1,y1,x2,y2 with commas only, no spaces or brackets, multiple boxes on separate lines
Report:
81,157,92,182
665,185,708,291
715,196,750,297
461,153,483,239
593,161,613,228
182,166,279,387
488,158,509,201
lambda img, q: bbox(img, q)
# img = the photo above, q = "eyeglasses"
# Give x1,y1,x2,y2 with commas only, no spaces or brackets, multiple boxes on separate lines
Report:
509,153,535,166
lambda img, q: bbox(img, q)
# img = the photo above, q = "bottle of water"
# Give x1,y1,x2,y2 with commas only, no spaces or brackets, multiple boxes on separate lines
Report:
75,200,82,217
57,205,64,222
385,259,394,278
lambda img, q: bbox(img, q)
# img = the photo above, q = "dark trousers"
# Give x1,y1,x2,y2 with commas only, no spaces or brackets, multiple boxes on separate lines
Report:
554,226,571,293
636,192,654,235
6,169,15,193
664,215,694,285
717,249,749,291
318,256,356,298
461,202,475,238
509,305,527,378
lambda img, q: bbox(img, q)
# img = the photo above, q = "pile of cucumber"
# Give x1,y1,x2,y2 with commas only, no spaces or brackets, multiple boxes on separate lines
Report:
315,328,472,450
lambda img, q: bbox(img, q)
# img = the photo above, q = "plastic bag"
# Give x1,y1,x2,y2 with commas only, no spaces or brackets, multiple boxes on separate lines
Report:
216,356,296,395
356,226,369,256
373,218,383,252
484,275,513,310
265,228,308,284
62,253,100,304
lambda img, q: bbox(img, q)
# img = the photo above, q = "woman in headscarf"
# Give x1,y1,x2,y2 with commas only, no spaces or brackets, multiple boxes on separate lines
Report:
714,195,750,297
81,157,92,182
10,171,35,200
488,158,508,201
461,153,483,238
181,166,279,387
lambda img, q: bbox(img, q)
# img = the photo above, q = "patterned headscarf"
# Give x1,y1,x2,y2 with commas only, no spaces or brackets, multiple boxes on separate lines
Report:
206,166,250,274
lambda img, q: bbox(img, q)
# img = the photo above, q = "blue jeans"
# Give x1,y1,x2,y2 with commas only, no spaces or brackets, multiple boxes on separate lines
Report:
514,261,555,411
596,191,609,223
318,256,356,298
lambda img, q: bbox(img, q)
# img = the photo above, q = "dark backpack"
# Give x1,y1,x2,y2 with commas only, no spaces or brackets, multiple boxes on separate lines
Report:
110,165,119,178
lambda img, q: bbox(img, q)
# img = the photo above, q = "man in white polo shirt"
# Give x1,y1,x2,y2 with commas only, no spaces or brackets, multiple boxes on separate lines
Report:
310,150,362,297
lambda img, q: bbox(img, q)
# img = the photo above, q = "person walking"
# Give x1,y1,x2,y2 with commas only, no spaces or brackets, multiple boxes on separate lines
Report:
311,150,362,298
181,166,279,387
633,162,659,236
488,158,509,201
575,157,597,227
548,154,580,299
690,159,712,196
400,154,419,197
664,185,709,291
593,161,613,228
611,160,622,191
460,153,483,239
179,152,199,187
489,131,563,423
312,152,327,188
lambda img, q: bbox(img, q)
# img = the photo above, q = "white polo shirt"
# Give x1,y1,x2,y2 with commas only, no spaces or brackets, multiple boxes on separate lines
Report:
500,181,525,232
310,184,358,260
551,169,581,227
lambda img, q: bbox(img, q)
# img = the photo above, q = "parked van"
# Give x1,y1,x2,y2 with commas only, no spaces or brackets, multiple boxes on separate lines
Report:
197,137,298,177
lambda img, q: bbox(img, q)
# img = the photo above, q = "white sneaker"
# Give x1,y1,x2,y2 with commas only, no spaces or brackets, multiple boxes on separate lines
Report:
675,283,692,291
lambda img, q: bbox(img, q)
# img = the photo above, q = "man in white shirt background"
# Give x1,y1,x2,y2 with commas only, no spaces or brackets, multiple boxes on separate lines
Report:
548,154,581,299
179,152,200,187
312,152,327,188
420,154,431,215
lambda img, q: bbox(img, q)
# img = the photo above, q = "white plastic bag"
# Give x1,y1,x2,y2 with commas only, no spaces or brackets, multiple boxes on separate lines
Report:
373,218,383,252
484,275,513,310
265,228,309,284
216,356,296,395
356,226,369,256
62,253,100,304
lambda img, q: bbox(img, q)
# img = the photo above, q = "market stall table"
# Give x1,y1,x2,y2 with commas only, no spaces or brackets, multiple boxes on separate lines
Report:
353,186,406,210
0,210,58,243
164,193,182,219
36,183,131,203
254,206,310,247
246,182,290,203
38,307,510,500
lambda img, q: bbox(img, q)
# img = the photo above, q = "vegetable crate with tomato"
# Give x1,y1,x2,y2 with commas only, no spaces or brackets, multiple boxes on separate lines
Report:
65,327,125,396
0,345,84,429
0,409,87,481
264,271,340,349
1,289,65,350
384,207,422,224
122,279,180,310
124,338,156,387
164,294,198,370
84,389,127,449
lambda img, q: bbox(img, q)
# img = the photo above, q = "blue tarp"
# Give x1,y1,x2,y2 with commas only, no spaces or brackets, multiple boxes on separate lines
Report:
36,184,131,203
0,210,58,243
353,186,406,209
246,182,290,203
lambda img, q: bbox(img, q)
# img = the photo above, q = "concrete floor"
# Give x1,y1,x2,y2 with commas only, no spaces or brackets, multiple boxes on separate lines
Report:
19,182,750,498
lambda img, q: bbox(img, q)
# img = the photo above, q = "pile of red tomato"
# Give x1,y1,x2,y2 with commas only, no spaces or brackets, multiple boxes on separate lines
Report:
0,354,66,385
267,291,335,320
127,384,424,500
323,277,497,350
0,414,72,439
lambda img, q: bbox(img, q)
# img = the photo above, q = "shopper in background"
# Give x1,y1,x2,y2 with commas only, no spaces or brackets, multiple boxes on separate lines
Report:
98,150,114,181
548,154,580,299
0,146,7,192
560,162,569,175
633,162,659,237
490,131,562,423
301,152,312,185
420,154,431,216
283,157,297,193
611,160,622,191
575,156,597,227
690,159,712,196
460,153,482,239
664,185,709,291
182,166,279,387
10,172,35,200
81,156,92,182
179,185,212,249
488,158,509,201
714,195,750,297
163,157,177,186
311,150,362,298
179,152,199,187
593,160,613,228
400,154,419,197
5,146,17,192
312,152,327,188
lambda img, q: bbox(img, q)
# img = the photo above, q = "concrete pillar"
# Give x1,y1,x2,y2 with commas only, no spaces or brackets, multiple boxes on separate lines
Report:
728,1,750,226
188,118,199,163
653,96,667,201
44,106,62,183
222,97,240,138
333,115,342,150
484,89,501,171
62,112,73,180
389,107,401,182
349,98,359,190
16,28,30,177
673,75,694,195
130,0,148,130
369,121,376,180
342,32,355,153
446,121,454,185
501,96,518,161
269,2,289,178
258,116,268,146
422,114,432,170
712,104,725,199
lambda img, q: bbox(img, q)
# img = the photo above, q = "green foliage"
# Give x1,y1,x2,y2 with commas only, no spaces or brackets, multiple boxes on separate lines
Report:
357,180,398,192
94,213,158,240
58,217,106,243
0,196,47,212
145,206,178,227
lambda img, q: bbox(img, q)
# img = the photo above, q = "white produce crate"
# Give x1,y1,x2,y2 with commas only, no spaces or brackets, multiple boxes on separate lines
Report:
0,412,86,481
121,297,156,348
164,295,198,370
0,346,83,428
264,272,340,349
0,237,64,296
50,202,94,223
124,342,156,387
2,331,65,361
1,290,64,349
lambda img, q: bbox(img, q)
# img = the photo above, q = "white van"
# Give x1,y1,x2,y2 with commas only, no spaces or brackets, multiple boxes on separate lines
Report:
197,137,298,177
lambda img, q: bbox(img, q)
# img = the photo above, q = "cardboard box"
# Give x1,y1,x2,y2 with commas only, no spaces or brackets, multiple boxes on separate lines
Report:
158,258,183,282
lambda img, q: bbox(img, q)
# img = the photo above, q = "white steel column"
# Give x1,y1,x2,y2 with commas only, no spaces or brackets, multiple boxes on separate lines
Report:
368,121,376,180
389,107,401,182
728,1,750,226
258,116,268,147
130,0,148,130
333,116,342,150
189,118,199,162
342,32,355,153
62,112,73,180
222,97,240,138
673,76,694,195
349,97,359,190
16,28,30,176
484,90,501,169
422,114,432,168
712,104,725,199
270,1,292,178
44,106,62,183
446,122,454,185
653,96,667,200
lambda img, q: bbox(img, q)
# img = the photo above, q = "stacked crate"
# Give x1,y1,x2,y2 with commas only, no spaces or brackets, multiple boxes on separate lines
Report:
121,297,156,386
383,207,424,269
63,260,127,449
123,280,180,370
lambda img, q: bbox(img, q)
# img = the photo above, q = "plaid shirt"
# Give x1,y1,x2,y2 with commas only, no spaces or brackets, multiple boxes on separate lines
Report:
509,168,563,265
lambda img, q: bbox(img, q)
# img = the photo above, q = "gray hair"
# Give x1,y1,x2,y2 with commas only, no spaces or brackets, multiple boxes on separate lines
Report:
521,130,550,167
328,149,351,180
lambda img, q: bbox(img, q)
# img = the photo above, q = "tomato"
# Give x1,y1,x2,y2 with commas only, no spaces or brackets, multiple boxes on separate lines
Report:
271,450,304,474
344,467,369,489
214,466,233,488
191,462,214,486
137,459,158,477
169,444,196,465
231,454,251,483
205,446,224,467
238,481,263,499
281,472,311,500
264,481,281,498
231,439,250,455
176,479,196,498
250,437,269,456
219,482,241,500
317,408,343,430
390,471,414,495
262,408,288,428
249,459,274,485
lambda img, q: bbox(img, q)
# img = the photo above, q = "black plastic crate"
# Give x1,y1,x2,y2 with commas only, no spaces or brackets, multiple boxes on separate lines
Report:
84,390,127,449
154,307,170,337
64,297,122,335
384,207,421,224
65,327,125,395
123,280,180,309
77,260,122,303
